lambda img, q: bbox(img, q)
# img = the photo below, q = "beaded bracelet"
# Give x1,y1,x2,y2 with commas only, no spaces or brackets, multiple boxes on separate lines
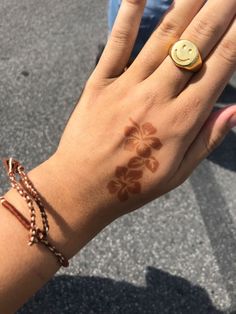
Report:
1,158,69,268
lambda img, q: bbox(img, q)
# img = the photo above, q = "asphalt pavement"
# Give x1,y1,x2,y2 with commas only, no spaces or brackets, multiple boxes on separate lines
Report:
0,1,235,313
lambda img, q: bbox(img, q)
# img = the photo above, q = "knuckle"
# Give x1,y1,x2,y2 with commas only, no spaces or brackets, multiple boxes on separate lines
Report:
140,84,167,110
111,27,130,46
85,77,101,90
136,86,157,109
171,97,202,137
84,79,97,92
216,39,236,65
84,76,109,93
190,17,221,41
157,18,180,38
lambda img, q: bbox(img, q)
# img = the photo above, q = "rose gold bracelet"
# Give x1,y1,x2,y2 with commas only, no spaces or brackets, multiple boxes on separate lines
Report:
1,158,69,268
3,158,49,245
0,197,69,267
0,196,31,230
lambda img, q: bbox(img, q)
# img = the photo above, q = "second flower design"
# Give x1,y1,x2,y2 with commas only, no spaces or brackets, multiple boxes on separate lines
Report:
107,167,143,202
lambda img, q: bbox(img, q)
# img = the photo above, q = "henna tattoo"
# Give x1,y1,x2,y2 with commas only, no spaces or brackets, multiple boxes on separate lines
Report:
124,118,161,157
107,119,162,202
128,156,159,173
107,167,142,202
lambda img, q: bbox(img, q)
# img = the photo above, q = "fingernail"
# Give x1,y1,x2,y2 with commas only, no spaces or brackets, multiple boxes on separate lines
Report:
228,114,236,128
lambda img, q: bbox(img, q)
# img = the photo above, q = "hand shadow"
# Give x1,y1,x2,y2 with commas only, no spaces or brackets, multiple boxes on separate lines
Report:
17,267,230,314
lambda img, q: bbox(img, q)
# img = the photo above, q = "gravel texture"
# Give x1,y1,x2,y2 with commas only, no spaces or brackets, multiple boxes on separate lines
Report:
0,1,235,313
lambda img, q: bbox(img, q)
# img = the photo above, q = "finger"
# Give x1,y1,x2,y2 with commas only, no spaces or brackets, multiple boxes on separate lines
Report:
145,0,236,98
182,18,236,110
174,17,236,143
125,0,206,83
92,0,146,81
169,105,236,188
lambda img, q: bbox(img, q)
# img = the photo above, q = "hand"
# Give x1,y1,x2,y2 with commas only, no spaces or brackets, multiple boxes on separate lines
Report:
51,0,236,222
1,2,235,311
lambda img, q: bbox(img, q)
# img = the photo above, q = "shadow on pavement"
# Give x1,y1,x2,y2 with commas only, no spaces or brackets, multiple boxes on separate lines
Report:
18,267,228,314
218,84,236,104
207,128,236,172
207,84,236,171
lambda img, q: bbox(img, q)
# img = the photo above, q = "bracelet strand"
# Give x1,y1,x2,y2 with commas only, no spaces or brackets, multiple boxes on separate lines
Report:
1,158,69,267
0,197,69,267
17,163,49,235
3,158,49,244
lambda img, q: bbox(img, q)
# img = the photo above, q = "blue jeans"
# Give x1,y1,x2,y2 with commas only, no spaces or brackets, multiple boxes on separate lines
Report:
108,0,173,59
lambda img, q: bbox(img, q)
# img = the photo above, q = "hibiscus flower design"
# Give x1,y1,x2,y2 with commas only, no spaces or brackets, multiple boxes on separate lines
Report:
107,166,143,202
128,156,159,173
124,119,162,158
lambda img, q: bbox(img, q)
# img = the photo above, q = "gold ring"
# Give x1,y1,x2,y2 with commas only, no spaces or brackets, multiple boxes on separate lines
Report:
169,39,202,72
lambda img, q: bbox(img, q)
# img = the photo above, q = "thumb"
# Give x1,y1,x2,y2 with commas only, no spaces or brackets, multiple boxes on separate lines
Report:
170,105,236,187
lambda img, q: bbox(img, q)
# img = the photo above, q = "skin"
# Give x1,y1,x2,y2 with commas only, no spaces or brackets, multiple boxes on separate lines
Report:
0,0,236,312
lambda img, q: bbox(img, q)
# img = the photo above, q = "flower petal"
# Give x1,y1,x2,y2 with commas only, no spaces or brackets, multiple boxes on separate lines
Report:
146,137,162,150
145,157,159,173
107,180,121,194
129,118,141,131
136,143,151,158
126,169,143,181
128,156,145,169
127,181,141,194
118,187,129,202
124,138,139,152
124,126,140,139
142,123,157,136
115,166,128,179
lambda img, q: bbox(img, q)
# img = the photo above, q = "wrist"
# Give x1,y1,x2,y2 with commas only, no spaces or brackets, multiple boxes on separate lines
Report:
22,154,114,258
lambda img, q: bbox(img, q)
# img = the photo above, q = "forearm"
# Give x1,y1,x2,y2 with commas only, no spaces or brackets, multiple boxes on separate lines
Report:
0,189,59,313
1,0,236,311
0,154,112,313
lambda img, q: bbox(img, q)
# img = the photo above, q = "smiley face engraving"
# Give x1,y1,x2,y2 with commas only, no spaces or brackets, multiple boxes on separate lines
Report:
170,40,199,67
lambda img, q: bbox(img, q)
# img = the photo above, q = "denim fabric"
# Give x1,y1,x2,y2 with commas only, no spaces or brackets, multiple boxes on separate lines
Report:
108,0,173,59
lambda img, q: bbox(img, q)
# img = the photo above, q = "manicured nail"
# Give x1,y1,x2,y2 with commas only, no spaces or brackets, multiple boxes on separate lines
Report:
229,114,236,128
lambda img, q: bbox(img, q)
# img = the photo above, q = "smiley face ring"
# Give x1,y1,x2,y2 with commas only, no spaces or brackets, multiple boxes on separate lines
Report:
169,39,202,72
